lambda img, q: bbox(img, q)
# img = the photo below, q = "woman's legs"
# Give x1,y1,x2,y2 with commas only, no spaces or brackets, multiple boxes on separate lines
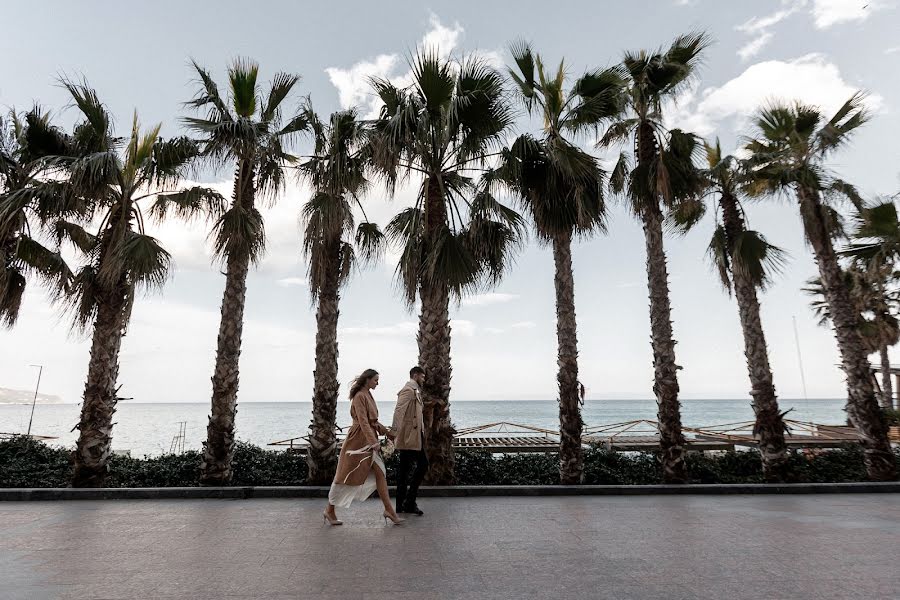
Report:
324,502,338,519
373,465,400,519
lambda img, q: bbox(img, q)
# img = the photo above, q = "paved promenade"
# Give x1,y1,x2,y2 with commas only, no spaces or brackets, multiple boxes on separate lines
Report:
1,494,898,599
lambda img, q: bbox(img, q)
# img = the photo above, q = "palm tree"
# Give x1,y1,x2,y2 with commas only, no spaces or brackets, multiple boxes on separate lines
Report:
498,43,623,483
600,33,711,483
845,198,900,409
176,59,308,485
0,109,74,327
368,51,522,484
296,105,384,484
673,139,790,480
5,81,213,486
805,266,900,410
746,95,897,480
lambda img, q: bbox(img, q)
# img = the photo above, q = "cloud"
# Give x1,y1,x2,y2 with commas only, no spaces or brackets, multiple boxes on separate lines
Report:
324,14,464,118
324,54,399,113
421,14,463,55
737,32,774,61
450,319,476,337
462,292,520,307
886,46,900,55
340,321,418,337
324,14,503,120
275,277,306,287
736,5,800,34
510,321,536,330
733,1,888,60
667,54,883,138
810,0,887,28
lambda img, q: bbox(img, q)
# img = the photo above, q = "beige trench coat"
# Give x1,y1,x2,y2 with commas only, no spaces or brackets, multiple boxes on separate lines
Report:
333,390,389,486
391,381,424,451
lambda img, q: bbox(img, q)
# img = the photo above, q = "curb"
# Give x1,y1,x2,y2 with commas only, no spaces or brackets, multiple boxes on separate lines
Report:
1,481,899,500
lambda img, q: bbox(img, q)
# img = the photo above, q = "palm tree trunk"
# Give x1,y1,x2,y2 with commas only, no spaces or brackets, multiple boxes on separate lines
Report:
306,242,342,485
720,193,789,481
418,280,454,485
879,345,893,411
200,162,254,485
797,186,896,481
552,232,583,484
636,121,686,484
72,288,128,487
419,175,454,485
642,203,687,483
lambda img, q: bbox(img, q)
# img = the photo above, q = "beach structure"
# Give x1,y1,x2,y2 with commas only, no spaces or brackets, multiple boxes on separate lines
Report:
269,419,872,454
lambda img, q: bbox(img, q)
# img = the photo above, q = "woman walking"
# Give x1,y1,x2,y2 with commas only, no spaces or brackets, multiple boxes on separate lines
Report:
323,369,404,526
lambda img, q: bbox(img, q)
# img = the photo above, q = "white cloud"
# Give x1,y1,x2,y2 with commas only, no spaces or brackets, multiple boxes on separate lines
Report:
324,54,399,114
810,0,886,28
324,14,484,118
736,5,800,34
668,54,883,137
886,46,900,55
462,292,520,307
421,14,463,56
510,321,536,330
737,32,774,61
450,319,476,337
340,321,418,337
275,277,306,287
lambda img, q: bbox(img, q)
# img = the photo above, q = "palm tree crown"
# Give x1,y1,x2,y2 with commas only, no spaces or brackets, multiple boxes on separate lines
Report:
0,109,74,326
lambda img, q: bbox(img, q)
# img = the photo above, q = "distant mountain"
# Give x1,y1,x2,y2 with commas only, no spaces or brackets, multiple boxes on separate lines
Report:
0,387,63,405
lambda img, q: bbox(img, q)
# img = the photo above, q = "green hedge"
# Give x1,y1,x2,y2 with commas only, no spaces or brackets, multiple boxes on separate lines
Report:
0,436,892,488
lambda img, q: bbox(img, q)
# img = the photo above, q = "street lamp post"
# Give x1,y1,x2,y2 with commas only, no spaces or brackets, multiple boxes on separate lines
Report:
26,364,43,437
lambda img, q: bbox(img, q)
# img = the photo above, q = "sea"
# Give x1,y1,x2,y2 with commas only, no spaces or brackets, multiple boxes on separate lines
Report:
0,399,848,458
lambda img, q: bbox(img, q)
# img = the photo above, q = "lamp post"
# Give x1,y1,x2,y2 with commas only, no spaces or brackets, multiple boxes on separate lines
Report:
26,364,43,437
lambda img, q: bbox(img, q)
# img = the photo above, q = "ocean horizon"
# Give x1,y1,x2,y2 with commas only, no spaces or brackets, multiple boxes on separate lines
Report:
0,398,849,458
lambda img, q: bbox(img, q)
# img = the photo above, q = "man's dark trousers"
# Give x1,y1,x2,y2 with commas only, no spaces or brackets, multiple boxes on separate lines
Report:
395,448,428,511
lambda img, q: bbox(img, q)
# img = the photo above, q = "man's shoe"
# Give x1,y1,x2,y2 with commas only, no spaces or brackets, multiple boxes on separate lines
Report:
403,503,424,516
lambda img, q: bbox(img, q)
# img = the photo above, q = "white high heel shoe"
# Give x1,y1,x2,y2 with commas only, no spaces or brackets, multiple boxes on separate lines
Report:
383,511,405,525
323,511,343,526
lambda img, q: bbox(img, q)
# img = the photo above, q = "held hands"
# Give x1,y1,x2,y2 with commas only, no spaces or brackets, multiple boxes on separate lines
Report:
386,431,396,441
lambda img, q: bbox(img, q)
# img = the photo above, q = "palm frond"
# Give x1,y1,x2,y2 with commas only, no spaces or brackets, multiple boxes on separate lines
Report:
150,186,227,222
731,229,787,290
228,58,260,118
706,224,732,293
211,204,266,265
261,72,301,122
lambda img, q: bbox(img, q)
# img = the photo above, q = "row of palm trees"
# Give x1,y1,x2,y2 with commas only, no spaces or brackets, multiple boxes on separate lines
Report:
1,32,897,487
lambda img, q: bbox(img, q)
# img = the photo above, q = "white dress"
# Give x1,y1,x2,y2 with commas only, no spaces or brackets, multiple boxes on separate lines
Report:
327,447,385,508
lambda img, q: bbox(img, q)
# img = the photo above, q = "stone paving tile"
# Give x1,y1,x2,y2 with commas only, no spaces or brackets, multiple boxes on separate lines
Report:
2,494,900,599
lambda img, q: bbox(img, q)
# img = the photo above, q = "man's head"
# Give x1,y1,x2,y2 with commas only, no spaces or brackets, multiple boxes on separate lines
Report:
410,366,426,386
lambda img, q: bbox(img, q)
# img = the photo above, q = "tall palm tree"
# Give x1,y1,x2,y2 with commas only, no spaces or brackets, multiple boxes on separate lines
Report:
498,43,623,483
673,139,790,480
0,109,73,326
845,198,900,409
746,95,897,480
296,105,384,484
5,81,212,486
176,59,308,485
600,33,711,483
368,51,522,484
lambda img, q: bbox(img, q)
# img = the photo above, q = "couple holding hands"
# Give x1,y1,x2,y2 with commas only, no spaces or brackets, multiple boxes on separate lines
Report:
323,366,429,526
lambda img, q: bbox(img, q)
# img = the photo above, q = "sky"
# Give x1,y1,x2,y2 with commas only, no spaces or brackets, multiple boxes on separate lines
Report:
1,0,899,404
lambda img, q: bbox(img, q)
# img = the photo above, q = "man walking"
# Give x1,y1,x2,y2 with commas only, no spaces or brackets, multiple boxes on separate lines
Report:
391,366,428,516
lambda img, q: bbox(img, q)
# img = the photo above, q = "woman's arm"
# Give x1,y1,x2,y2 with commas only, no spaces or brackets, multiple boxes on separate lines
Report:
353,393,380,447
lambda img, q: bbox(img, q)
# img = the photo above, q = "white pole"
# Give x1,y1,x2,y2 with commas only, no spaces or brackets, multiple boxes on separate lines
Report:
792,316,808,401
26,364,43,437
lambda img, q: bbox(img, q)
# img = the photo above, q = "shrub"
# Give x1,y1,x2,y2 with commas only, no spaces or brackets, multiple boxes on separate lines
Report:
0,436,71,487
1,437,895,487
